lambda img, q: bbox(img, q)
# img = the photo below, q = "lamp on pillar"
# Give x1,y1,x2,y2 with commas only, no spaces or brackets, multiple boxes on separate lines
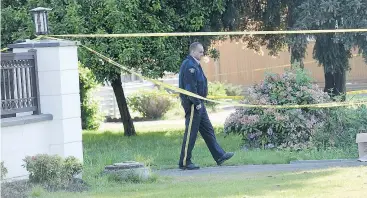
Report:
30,7,52,35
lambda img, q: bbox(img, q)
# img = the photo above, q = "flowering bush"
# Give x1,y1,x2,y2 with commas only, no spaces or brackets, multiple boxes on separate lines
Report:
224,68,332,150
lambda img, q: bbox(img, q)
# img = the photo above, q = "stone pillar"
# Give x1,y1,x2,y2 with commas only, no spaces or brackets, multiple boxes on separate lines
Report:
9,39,83,162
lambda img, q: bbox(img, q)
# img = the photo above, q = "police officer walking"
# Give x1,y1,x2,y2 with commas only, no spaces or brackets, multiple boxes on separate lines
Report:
178,42,234,170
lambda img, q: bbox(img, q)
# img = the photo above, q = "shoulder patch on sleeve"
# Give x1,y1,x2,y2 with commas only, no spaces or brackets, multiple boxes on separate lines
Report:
188,68,195,73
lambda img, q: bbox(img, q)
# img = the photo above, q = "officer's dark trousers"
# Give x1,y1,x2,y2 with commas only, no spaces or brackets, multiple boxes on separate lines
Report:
179,100,226,166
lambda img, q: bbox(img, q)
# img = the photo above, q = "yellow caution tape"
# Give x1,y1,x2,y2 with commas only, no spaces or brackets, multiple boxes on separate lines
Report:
48,28,367,38
1,48,9,52
165,94,244,100
37,35,367,109
169,90,366,100
79,44,367,109
207,95,244,99
252,61,316,72
347,90,367,95
190,91,365,100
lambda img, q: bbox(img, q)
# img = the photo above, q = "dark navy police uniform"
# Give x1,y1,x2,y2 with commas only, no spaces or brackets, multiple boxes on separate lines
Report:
178,55,227,168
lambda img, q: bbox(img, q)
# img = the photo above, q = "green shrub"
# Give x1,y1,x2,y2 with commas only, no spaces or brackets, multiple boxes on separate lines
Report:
79,62,103,130
163,97,185,119
223,83,244,96
1,161,7,180
208,81,227,96
313,105,367,149
205,81,227,111
224,68,332,150
63,156,83,180
127,88,174,119
30,185,46,197
22,154,83,188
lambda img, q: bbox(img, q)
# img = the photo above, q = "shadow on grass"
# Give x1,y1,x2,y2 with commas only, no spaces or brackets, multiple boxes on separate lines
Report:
82,130,356,172
82,128,241,170
82,130,185,168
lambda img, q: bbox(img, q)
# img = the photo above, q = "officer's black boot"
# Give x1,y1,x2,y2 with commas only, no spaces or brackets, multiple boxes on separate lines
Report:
217,152,235,166
179,163,200,170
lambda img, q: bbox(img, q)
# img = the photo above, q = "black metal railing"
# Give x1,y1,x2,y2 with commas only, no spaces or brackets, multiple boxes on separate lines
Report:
1,50,41,117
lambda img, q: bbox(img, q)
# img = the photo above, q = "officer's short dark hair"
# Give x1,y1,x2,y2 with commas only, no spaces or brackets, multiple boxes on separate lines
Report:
189,42,203,53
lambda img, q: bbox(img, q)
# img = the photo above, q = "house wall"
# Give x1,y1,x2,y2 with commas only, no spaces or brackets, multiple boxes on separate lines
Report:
1,40,83,180
201,40,367,86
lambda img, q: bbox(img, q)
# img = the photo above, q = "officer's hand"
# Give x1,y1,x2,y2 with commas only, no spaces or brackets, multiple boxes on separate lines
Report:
196,104,202,110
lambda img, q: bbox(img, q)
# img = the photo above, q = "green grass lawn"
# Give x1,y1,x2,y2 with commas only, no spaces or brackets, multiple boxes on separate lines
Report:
38,166,367,198
7,128,361,198
75,128,358,194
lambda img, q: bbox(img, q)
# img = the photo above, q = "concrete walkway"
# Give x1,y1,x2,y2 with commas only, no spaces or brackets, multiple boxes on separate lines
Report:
157,160,367,177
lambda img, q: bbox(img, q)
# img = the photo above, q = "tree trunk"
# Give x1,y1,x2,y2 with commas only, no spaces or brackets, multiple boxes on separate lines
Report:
334,69,346,101
111,75,136,136
314,34,349,102
324,70,346,101
323,72,335,94
290,49,305,69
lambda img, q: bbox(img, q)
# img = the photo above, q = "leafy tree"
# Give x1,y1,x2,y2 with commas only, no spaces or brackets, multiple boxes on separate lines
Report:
1,0,35,48
1,0,239,136
225,0,367,100
293,0,367,100
79,62,103,130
